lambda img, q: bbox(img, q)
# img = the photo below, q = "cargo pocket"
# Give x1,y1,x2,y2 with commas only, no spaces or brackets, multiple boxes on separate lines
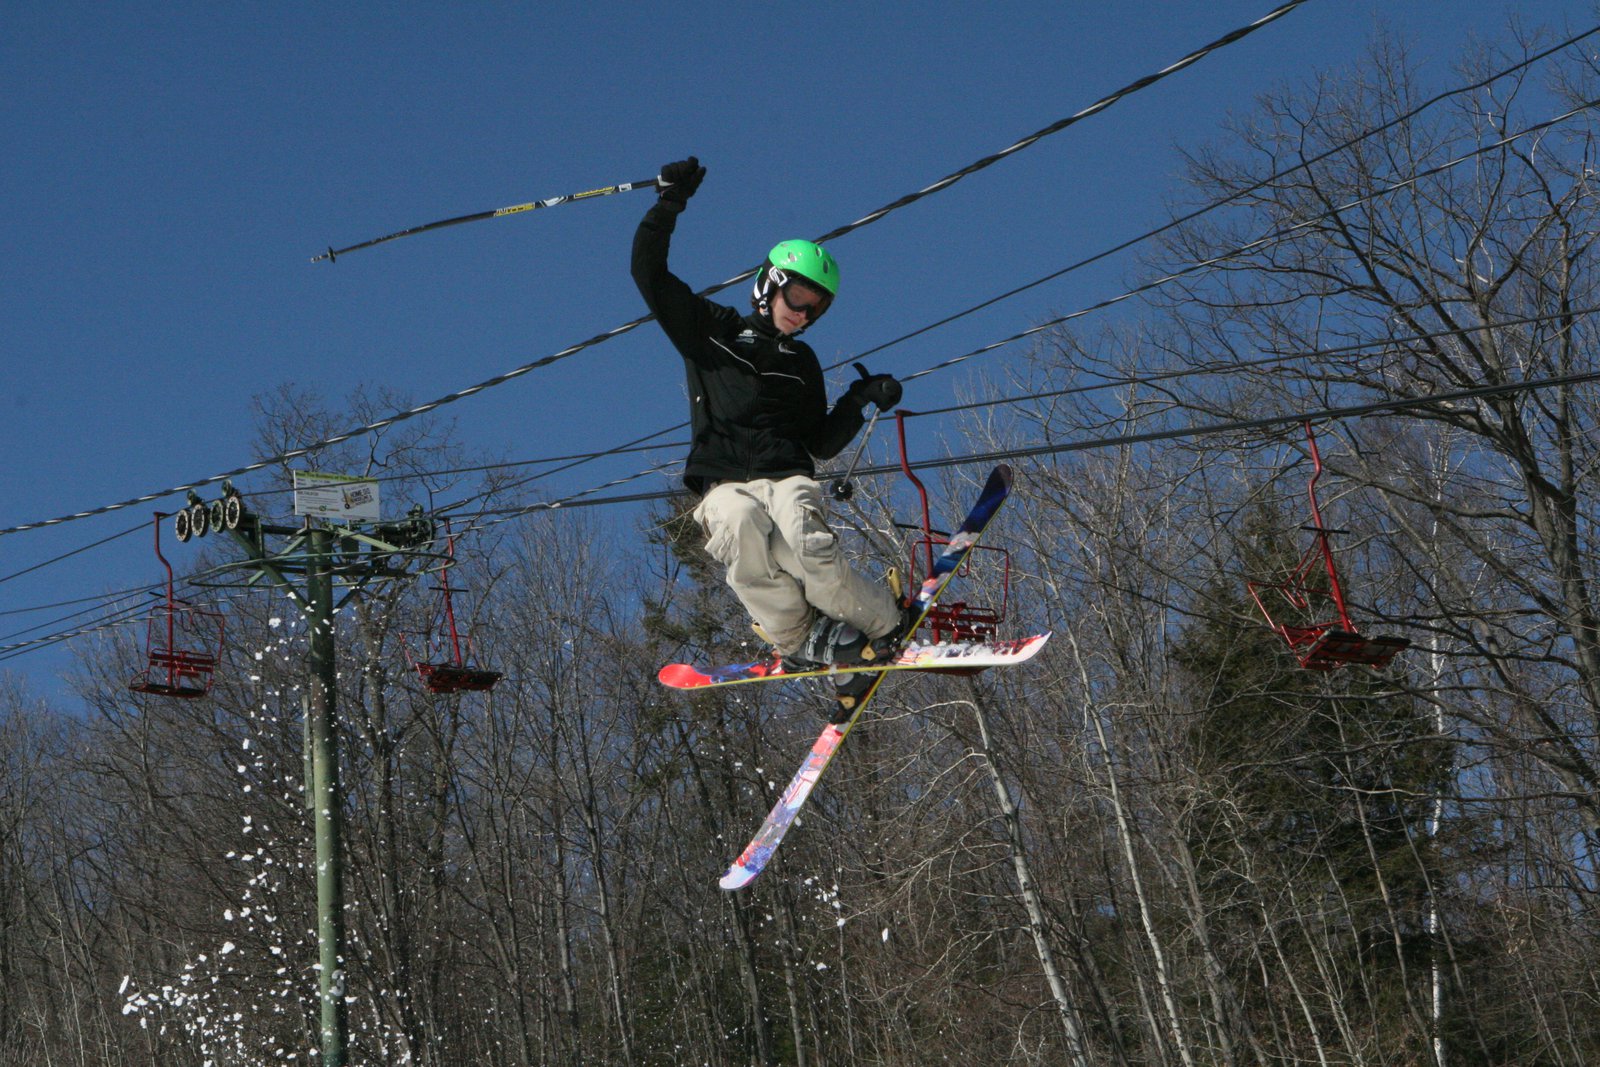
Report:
704,522,738,566
697,490,768,569
797,504,840,563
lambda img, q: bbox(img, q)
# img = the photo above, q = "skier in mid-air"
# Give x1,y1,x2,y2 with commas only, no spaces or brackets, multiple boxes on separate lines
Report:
633,156,909,672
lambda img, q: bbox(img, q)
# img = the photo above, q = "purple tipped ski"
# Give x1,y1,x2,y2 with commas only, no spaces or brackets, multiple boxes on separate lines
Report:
659,633,1050,691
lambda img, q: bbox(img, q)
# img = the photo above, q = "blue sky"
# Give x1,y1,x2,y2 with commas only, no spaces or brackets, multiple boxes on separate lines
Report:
2,1,1587,700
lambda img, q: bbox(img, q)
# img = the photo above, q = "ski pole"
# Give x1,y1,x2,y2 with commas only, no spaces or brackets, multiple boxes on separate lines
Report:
311,175,660,263
831,364,883,502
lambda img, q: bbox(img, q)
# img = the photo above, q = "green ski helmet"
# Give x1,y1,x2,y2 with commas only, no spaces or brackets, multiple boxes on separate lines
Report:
753,239,838,330
768,239,838,295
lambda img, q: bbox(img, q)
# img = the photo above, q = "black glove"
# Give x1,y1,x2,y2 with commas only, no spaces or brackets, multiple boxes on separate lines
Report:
657,157,706,206
846,368,902,412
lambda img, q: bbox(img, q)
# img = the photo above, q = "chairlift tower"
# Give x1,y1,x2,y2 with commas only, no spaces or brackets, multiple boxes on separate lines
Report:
173,478,443,1067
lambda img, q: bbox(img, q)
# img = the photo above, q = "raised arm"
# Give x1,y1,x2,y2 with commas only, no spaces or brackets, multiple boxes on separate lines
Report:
631,157,720,350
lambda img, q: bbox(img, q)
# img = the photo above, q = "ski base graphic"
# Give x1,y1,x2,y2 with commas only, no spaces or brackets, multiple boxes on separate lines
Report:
658,632,1049,690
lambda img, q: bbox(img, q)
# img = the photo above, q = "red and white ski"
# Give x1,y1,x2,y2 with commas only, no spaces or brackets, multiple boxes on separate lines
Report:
658,631,1050,690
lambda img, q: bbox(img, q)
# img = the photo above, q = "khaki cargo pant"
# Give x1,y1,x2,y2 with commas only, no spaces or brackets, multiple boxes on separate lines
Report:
693,475,899,655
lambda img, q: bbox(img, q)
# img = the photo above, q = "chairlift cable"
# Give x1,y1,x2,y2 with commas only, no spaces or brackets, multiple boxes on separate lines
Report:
2,3,1309,537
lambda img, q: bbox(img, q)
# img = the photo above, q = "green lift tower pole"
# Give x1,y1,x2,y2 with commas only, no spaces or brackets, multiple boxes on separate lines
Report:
307,525,348,1067
197,491,436,1067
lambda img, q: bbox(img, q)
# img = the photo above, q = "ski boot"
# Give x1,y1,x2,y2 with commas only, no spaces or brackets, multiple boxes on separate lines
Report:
829,672,876,722
829,587,921,723
869,594,920,660
783,614,872,674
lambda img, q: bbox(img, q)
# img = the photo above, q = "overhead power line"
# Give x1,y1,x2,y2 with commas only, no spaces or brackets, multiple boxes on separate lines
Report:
0,598,156,662
7,349,1598,664
432,300,1600,521
803,1,1312,246
844,23,1600,369
0,1,1309,539
0,519,147,588
16,13,1600,659
0,589,154,648
21,293,1597,650
459,365,1600,516
8,11,1594,621
427,93,1600,521
21,87,1585,610
8,75,1595,605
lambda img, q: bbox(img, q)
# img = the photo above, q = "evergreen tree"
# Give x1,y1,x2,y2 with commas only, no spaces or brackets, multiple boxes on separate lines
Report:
1172,504,1448,1055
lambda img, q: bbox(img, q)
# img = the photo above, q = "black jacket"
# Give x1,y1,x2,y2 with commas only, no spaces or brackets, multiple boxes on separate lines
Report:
632,200,866,495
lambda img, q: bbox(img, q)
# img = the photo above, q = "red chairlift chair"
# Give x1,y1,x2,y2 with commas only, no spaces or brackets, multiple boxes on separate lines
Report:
129,512,225,698
405,528,501,694
1246,422,1410,670
891,412,1012,648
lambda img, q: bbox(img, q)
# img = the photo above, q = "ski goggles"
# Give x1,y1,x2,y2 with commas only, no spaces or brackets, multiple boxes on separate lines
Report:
770,268,832,319
779,279,831,319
